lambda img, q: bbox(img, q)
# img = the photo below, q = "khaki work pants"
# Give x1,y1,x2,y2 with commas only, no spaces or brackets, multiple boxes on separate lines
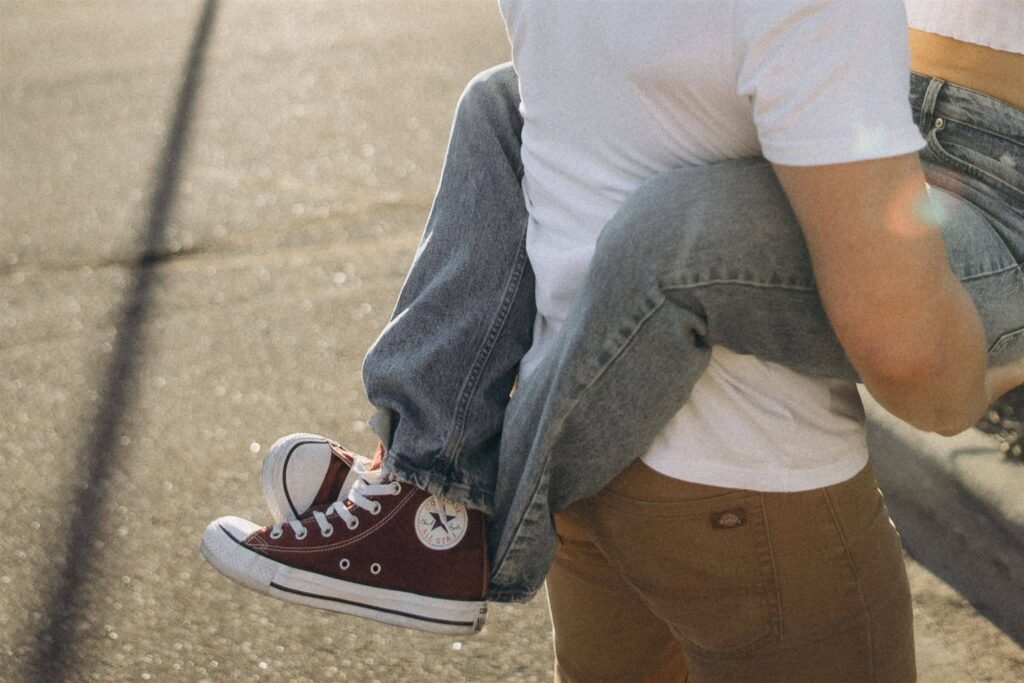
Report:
547,461,916,682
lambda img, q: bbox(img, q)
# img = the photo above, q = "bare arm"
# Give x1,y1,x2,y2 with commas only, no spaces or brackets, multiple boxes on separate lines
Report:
772,154,990,436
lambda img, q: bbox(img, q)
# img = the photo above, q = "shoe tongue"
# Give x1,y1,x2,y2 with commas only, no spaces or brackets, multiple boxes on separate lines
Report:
311,456,348,508
369,442,386,471
328,442,357,465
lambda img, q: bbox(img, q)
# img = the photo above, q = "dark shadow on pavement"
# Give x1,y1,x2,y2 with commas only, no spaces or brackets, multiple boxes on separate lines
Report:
28,1,219,680
870,422,1024,648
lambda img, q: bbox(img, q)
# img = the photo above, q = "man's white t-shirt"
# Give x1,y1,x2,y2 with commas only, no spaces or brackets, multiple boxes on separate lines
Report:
500,0,927,492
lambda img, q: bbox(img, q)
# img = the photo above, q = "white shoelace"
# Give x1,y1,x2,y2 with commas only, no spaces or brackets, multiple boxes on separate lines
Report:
269,460,401,540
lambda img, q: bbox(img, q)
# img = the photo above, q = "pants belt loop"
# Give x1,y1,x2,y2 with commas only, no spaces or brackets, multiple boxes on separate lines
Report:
920,76,946,126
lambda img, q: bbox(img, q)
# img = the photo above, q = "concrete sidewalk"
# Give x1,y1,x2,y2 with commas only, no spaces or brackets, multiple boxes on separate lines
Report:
1,1,1022,680
866,395,1024,681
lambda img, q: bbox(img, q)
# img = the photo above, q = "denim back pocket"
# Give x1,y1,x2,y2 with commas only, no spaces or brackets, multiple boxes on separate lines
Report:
989,326,1024,364
926,119,1024,209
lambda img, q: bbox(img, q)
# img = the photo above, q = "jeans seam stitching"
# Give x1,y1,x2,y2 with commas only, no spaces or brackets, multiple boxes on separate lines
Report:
662,279,817,293
490,292,668,581
926,166,1024,222
989,325,1024,355
662,253,1019,290
441,219,529,472
928,130,1024,202
933,116,1024,149
385,451,487,509
960,262,1022,282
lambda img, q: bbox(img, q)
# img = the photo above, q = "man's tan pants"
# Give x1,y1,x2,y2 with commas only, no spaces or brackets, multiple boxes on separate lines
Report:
547,460,916,682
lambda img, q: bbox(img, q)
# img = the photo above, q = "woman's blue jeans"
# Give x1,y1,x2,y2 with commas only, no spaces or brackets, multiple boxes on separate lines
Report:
362,64,1024,602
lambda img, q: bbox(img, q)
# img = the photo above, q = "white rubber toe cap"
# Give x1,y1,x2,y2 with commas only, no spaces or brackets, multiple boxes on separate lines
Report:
200,516,276,594
213,515,260,542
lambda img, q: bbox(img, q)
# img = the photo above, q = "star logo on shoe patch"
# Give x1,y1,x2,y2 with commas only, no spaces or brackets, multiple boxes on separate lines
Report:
415,497,468,550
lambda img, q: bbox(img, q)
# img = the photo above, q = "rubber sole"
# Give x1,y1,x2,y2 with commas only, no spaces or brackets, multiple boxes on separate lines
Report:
200,518,487,635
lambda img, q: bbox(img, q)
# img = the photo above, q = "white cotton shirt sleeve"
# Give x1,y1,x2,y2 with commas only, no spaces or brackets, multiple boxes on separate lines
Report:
736,0,926,166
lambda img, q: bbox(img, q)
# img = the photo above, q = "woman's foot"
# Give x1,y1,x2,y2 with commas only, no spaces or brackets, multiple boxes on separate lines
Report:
200,435,488,634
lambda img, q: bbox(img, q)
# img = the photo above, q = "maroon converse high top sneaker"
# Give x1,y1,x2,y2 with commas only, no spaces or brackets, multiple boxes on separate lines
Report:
261,433,369,523
201,445,488,634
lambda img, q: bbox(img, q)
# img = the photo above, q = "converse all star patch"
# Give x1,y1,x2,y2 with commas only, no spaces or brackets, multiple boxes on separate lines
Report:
415,496,469,550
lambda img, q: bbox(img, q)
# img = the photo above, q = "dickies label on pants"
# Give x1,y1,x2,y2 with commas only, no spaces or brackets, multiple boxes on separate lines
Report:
711,508,746,529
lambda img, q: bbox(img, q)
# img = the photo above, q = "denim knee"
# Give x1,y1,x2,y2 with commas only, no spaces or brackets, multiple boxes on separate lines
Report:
456,64,519,128
588,161,754,285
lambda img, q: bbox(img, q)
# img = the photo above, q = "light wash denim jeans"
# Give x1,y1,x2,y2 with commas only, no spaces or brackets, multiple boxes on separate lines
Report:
363,64,1024,602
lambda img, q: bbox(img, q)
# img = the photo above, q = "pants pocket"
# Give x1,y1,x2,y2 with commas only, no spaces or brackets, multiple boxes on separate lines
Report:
988,325,1024,362
581,490,781,654
926,120,1024,203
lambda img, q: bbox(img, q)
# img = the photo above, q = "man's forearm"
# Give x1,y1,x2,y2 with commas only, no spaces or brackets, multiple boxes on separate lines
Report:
773,155,992,436
861,271,990,436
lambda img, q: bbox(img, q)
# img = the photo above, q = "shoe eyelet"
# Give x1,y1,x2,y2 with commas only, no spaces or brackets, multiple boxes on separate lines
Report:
391,482,402,495
370,563,382,575
294,527,308,540
269,528,283,540
339,558,350,570
370,501,382,515
346,517,359,531
321,524,334,538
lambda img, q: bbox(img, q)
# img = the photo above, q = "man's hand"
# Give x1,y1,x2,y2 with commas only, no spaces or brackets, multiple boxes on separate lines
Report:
772,154,989,436
987,356,1024,405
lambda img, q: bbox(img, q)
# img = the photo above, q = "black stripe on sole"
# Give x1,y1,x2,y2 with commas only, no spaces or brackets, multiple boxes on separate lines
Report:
269,581,482,628
216,524,485,605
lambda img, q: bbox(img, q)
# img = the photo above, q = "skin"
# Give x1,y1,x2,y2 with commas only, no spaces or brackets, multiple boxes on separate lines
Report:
773,154,1018,436
987,359,1024,405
